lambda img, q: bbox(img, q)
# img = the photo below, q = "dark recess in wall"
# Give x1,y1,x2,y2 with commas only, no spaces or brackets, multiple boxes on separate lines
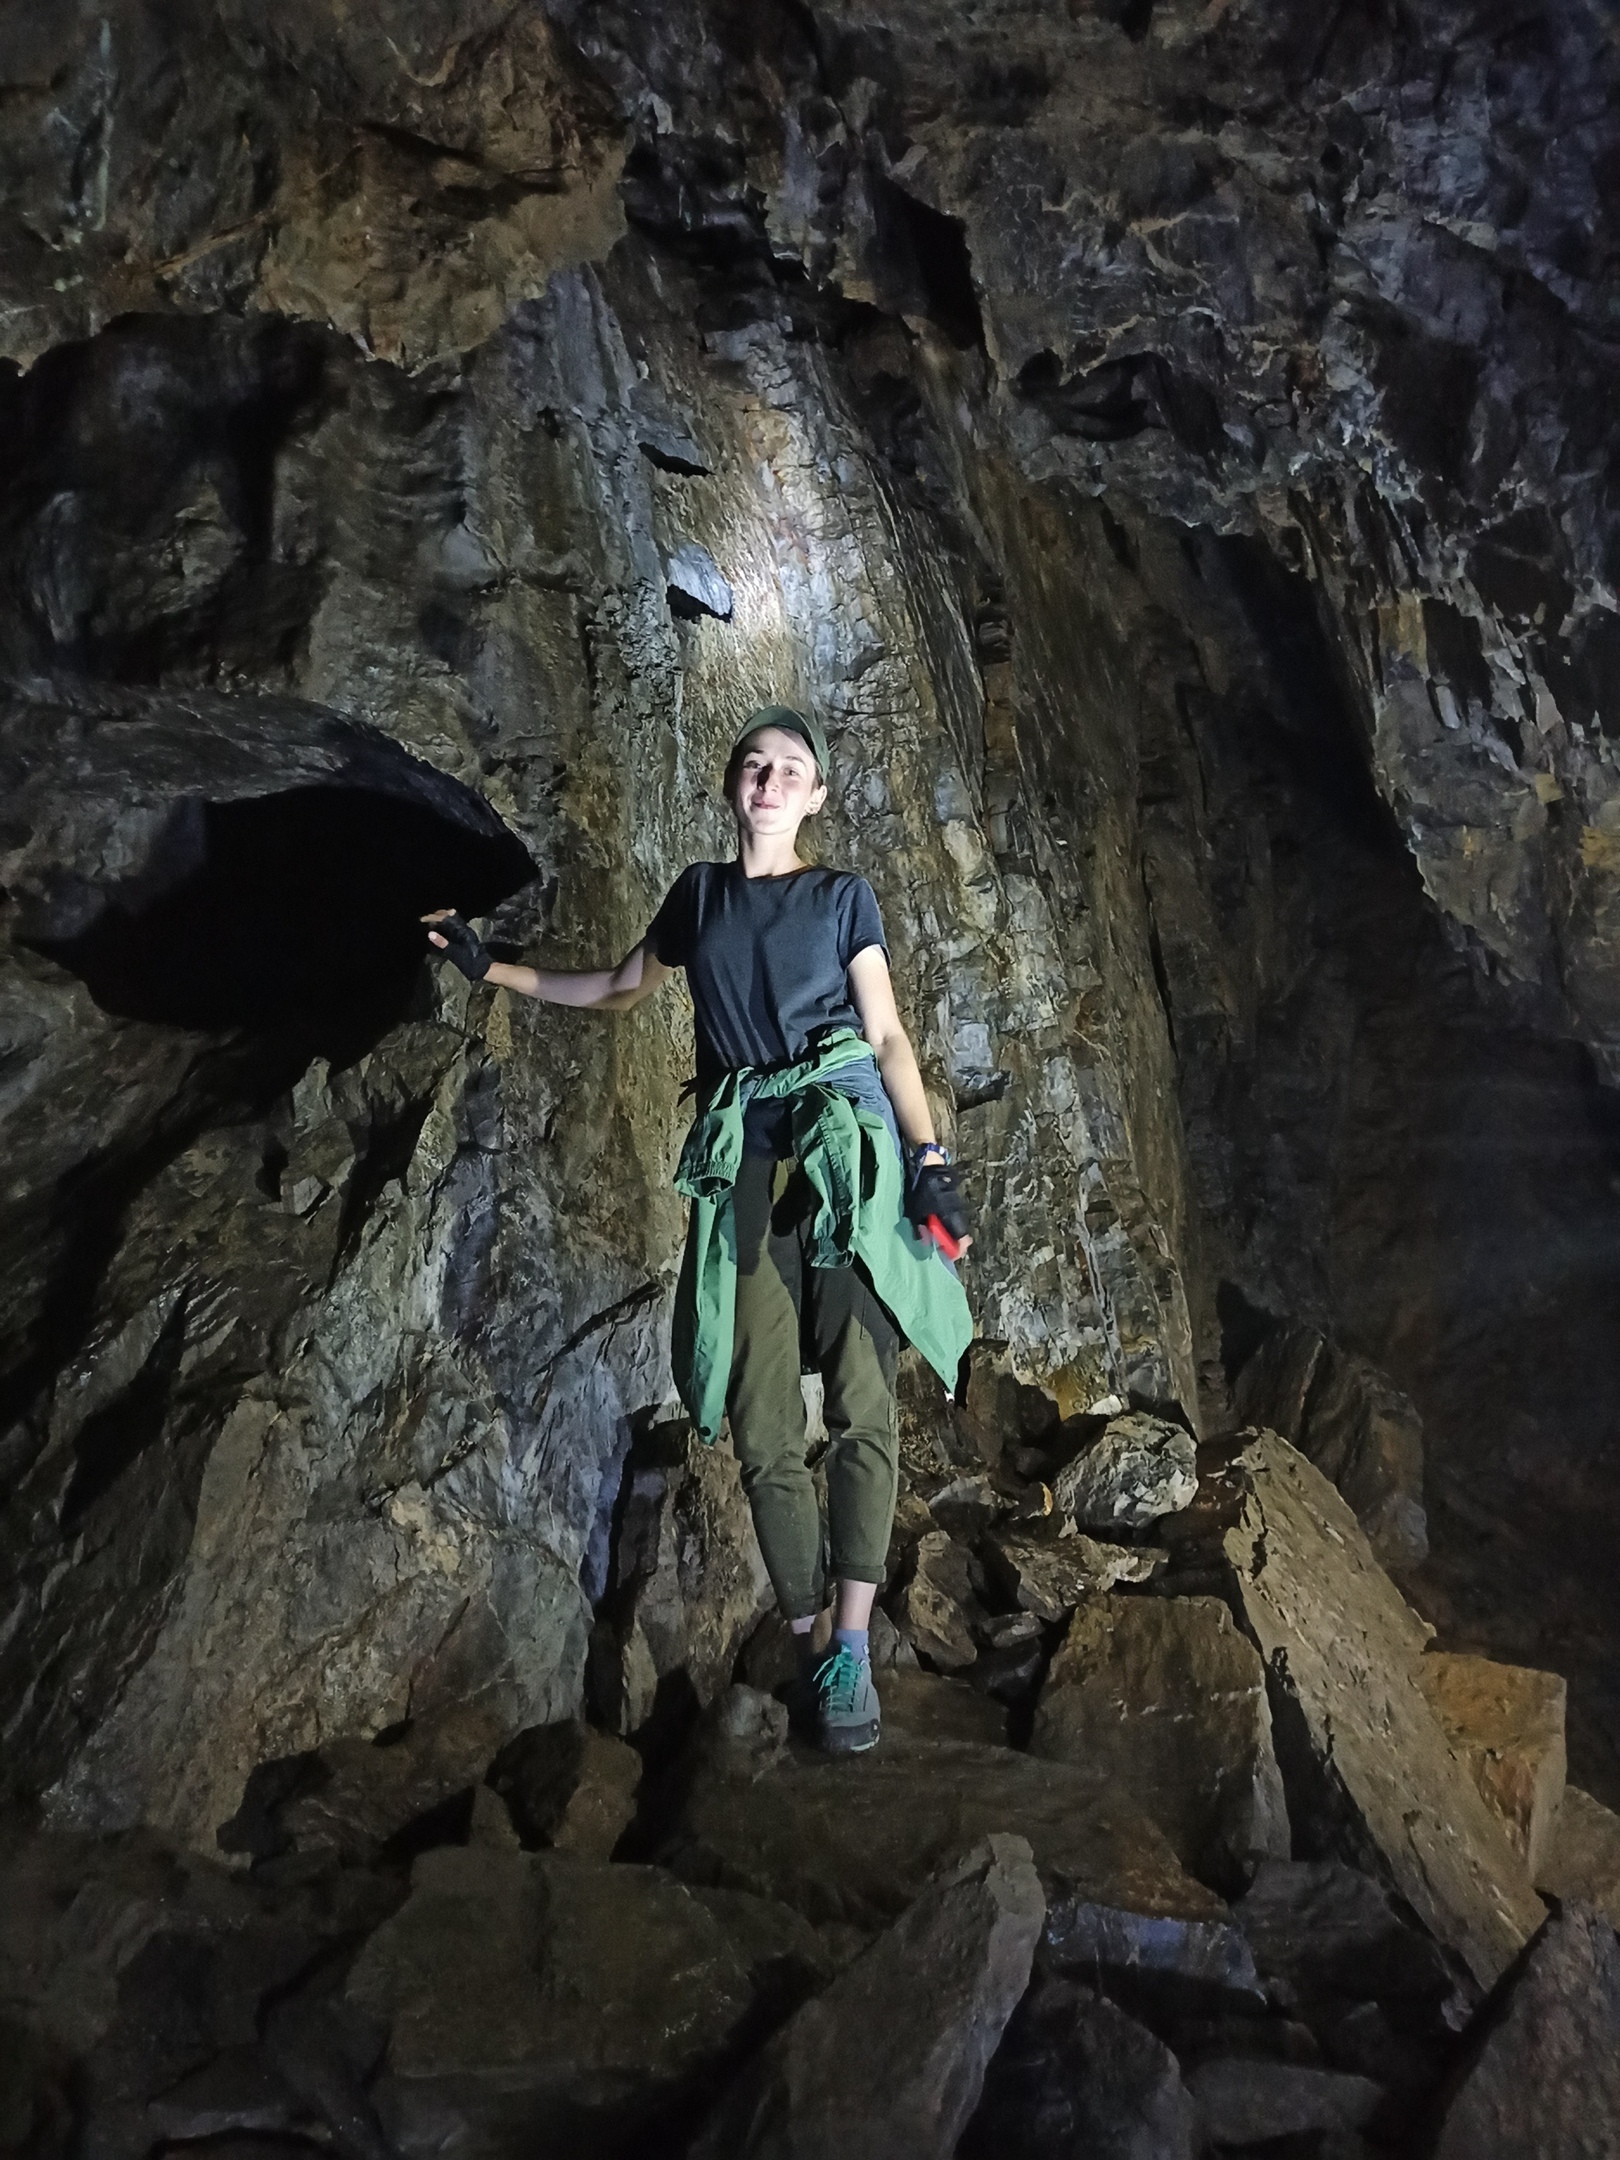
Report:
23,785,537,1063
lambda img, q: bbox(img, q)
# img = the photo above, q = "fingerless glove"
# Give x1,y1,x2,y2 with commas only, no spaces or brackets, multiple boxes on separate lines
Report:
428,913,491,982
906,1158,970,1245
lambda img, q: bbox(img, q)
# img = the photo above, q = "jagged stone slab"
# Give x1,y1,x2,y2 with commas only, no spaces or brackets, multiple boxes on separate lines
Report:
1234,1859,1455,2013
1223,1432,1543,1988
589,1420,772,1736
345,1847,767,2159
894,1531,978,1669
1235,1323,1428,1568
688,1835,1044,2160
1433,1904,1620,2158
1416,1651,1568,1878
664,1702,1226,1933
1042,1891,1265,2020
983,1526,1164,1623
1537,1786,1620,1927
1031,1593,1289,1892
960,1977,1197,2160
1185,2058,1384,2145
1052,1413,1198,1531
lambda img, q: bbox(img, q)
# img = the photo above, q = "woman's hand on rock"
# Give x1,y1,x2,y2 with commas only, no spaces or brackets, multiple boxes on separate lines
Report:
421,909,491,981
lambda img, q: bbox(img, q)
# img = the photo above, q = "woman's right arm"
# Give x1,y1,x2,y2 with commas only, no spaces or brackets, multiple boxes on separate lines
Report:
423,911,673,1012
491,941,673,1012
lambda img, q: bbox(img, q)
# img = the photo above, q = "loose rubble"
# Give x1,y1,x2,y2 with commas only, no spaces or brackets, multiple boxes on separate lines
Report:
7,1411,1620,2159
1051,1413,1200,1533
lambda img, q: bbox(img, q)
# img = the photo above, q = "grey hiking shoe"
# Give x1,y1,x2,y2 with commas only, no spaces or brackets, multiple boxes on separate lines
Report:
807,1644,881,1754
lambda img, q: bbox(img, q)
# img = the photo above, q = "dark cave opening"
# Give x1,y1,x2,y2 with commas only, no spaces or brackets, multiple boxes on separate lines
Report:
24,784,537,1065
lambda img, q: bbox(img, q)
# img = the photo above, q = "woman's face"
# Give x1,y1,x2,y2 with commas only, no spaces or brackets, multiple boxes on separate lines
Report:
730,726,827,839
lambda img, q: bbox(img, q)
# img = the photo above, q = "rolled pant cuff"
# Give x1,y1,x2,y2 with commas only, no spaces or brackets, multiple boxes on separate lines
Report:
827,1564,885,1587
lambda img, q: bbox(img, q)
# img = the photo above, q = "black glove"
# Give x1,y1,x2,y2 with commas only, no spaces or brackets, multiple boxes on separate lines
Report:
426,912,490,981
906,1156,970,1250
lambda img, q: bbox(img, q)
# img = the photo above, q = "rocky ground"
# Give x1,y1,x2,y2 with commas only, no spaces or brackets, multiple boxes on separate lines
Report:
6,1409,1619,2159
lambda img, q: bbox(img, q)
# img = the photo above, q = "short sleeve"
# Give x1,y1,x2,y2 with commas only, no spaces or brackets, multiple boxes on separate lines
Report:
841,876,888,968
646,864,702,967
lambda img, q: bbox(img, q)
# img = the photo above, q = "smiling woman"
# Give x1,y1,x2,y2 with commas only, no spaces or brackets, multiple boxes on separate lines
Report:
425,704,973,1756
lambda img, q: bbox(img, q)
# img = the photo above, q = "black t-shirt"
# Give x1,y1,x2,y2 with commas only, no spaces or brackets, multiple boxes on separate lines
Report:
646,860,888,1087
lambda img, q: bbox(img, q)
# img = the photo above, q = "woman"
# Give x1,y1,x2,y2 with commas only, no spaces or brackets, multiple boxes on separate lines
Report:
425,707,972,1753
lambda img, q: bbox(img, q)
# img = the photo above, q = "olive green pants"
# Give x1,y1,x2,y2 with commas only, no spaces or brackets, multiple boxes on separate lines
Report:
727,1154,901,1621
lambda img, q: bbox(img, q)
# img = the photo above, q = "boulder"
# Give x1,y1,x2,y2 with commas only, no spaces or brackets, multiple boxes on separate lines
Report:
983,1528,1165,1624
1234,1859,1456,2017
1433,1903,1620,2158
589,1419,772,1735
1051,1414,1198,1532
1184,2058,1384,2145
960,1977,1198,2160
894,1531,979,1670
1041,1891,1266,2022
485,1721,641,1857
663,1705,1227,1933
1222,1432,1544,1988
1415,1652,1568,1878
344,1846,768,2159
252,1704,509,1866
688,1835,1044,2160
1234,1324,1428,1569
1031,1595,1289,1891
1537,1786,1620,1927
879,1670,1010,1748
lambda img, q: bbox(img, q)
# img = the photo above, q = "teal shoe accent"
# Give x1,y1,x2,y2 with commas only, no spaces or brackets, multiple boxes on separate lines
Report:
808,1644,881,1754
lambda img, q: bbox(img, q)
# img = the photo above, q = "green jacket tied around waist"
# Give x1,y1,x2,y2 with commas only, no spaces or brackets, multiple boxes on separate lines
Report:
671,1029,974,1442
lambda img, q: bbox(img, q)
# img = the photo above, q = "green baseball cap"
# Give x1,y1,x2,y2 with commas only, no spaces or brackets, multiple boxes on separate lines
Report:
730,705,830,779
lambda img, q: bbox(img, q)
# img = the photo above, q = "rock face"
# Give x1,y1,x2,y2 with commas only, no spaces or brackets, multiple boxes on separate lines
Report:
1031,1594,1289,1892
1432,1904,1620,2160
1183,2057,1383,2146
1223,1431,1545,1987
688,1834,1044,2160
587,1418,772,1735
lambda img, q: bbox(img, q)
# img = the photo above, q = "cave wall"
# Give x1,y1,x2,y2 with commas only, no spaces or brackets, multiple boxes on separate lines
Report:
3,0,1619,1835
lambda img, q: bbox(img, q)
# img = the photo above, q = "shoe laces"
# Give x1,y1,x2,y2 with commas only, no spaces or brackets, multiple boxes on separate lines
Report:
819,1645,865,1713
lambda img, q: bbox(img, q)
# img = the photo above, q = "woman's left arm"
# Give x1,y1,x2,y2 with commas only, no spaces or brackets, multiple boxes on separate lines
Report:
848,943,945,1160
855,937,972,1261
